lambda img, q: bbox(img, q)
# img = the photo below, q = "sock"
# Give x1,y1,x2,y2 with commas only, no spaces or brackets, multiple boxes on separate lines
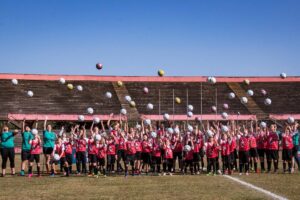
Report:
69,166,72,174
64,166,69,176
94,166,98,175
254,162,257,172
239,164,243,173
283,162,287,172
51,169,54,175
37,166,40,175
274,160,278,170
288,162,292,172
103,168,106,175
261,161,265,171
250,160,253,169
157,165,161,173
267,161,271,171
29,166,32,174
245,163,249,172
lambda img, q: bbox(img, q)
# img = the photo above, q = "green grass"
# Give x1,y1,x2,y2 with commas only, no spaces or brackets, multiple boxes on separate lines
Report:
0,156,299,200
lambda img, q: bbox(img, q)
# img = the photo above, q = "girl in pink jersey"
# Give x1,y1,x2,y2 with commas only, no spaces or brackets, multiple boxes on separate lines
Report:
220,134,231,175
151,137,162,175
97,138,107,177
134,133,142,175
162,139,173,176
184,141,194,175
50,137,68,177
282,126,294,173
106,134,116,174
28,130,42,178
88,134,99,176
205,135,219,176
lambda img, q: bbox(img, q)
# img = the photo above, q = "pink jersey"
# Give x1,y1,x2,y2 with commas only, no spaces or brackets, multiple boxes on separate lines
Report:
76,139,87,152
282,134,293,150
54,144,65,157
249,134,257,148
206,142,219,158
107,140,116,155
256,133,267,149
172,138,183,152
135,140,142,152
88,140,98,155
64,141,73,155
185,149,194,160
97,144,106,159
267,132,279,150
30,138,41,155
239,136,250,151
164,145,173,159
118,137,126,150
220,140,230,156
194,135,204,153
229,137,237,152
152,141,161,157
142,140,152,153
126,140,136,155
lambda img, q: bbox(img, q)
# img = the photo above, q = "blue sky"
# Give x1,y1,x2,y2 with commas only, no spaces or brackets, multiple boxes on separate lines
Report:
0,0,299,76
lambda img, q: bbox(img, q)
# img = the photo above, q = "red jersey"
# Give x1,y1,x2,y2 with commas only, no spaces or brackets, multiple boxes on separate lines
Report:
107,140,116,155
229,137,237,153
64,141,73,155
135,140,142,152
249,134,257,149
97,144,106,159
54,144,65,157
206,142,219,158
88,140,98,155
164,145,173,159
267,132,279,150
185,149,194,160
238,136,250,152
118,137,126,150
30,138,41,155
126,140,136,155
142,140,152,153
194,135,204,153
256,132,267,149
220,140,230,156
77,138,87,152
152,141,161,157
282,134,293,150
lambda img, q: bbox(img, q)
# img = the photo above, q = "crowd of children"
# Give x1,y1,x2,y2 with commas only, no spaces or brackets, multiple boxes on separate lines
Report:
0,115,299,178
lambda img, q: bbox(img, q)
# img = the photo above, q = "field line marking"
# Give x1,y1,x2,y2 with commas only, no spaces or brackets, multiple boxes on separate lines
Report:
223,175,288,200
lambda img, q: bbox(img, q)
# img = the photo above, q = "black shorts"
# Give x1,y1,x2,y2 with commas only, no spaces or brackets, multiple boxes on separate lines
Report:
88,154,97,163
43,147,54,155
238,151,249,164
97,158,105,166
152,156,161,165
173,152,183,160
117,149,126,161
193,152,200,162
257,149,266,158
282,149,293,161
21,150,31,161
199,149,205,157
141,152,151,164
29,154,40,163
135,152,142,160
266,150,279,160
185,159,193,166
65,154,73,165
292,146,299,156
107,155,116,165
249,148,258,158
125,154,135,166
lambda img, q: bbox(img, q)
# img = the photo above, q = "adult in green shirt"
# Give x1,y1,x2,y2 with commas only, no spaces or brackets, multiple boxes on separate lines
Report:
20,119,34,176
43,118,56,173
1,125,19,177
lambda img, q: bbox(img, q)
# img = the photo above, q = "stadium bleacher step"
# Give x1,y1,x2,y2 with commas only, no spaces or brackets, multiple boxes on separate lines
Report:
112,82,140,120
227,82,268,120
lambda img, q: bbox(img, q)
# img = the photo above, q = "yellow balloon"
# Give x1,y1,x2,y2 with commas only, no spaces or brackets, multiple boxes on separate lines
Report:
175,97,181,104
158,69,165,77
117,81,123,87
244,79,250,85
130,101,136,108
67,83,74,90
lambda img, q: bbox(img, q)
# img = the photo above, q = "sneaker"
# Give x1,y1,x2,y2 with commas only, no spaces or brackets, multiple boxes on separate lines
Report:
217,170,222,175
196,171,200,175
162,173,166,176
169,173,173,176
246,172,249,176
239,173,242,176
50,174,55,177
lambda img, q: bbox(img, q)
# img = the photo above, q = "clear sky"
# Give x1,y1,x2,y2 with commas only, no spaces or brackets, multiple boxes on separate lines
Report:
0,0,299,76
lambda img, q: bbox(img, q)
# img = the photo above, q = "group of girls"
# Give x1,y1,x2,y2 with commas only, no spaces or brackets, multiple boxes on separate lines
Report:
0,115,299,178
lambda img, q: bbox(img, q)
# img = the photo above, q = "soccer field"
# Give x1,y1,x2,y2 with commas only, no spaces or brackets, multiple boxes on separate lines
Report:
0,157,299,200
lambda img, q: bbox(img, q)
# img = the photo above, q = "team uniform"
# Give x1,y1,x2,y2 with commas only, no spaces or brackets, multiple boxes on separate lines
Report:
76,138,87,174
266,132,279,172
97,143,107,176
205,141,219,175
64,140,73,174
28,137,42,176
249,133,258,172
163,144,173,174
106,139,116,173
238,135,250,174
256,131,267,171
220,139,231,174
282,133,294,172
151,139,162,174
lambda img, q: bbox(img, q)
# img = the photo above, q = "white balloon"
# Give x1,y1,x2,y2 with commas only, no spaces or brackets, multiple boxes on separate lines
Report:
221,125,229,133
95,134,101,141
105,92,112,99
163,113,170,121
120,108,127,115
136,124,142,130
77,85,83,91
287,116,295,124
187,105,194,111
207,76,217,84
221,112,228,119
27,91,34,97
228,92,235,99
78,115,85,122
223,104,229,109
264,98,272,106
93,117,100,124
187,111,193,118
211,106,217,112
167,128,174,134
31,128,38,135
241,97,248,104
260,122,267,128
184,145,191,152
187,125,194,132
147,103,154,110
125,96,132,102
207,130,214,137
280,72,287,79
151,131,157,138
11,79,18,85
53,154,60,161
87,107,94,114
59,78,66,84
144,119,151,126
174,128,180,134
247,89,254,96
143,87,149,94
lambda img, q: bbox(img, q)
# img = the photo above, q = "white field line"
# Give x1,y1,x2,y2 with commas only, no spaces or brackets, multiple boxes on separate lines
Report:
223,175,288,200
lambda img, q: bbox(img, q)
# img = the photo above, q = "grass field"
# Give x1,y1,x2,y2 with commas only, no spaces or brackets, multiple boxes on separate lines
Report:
0,157,299,200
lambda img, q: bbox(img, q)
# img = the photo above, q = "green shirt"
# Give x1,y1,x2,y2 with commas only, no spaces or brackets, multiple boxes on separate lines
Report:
43,131,56,148
293,132,299,146
22,131,33,150
0,131,15,148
